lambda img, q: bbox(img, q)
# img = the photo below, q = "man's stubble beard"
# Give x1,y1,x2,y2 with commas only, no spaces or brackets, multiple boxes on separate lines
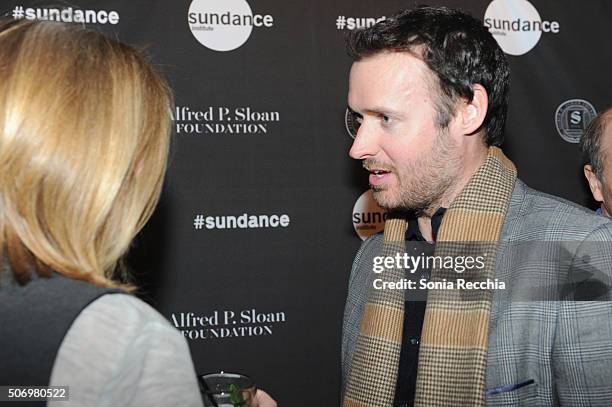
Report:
371,128,462,216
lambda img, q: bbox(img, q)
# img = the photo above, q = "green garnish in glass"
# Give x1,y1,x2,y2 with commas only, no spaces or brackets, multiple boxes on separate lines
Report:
229,384,246,407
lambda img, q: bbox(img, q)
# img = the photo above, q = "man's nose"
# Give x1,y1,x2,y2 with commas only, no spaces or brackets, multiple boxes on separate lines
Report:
349,122,378,160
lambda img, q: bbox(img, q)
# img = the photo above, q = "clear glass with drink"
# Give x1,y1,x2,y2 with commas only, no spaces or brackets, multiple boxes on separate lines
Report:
199,372,257,407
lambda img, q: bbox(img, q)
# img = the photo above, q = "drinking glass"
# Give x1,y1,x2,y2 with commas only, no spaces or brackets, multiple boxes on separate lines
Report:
199,372,257,407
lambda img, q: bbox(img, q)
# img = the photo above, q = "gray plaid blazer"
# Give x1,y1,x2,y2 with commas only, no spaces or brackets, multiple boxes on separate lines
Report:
342,180,612,406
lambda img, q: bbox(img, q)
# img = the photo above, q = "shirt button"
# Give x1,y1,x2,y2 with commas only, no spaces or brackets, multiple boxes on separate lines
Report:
409,338,419,345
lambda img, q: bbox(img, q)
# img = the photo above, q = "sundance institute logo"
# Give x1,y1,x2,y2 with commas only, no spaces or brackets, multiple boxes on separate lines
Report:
484,0,560,56
352,190,387,241
188,0,274,51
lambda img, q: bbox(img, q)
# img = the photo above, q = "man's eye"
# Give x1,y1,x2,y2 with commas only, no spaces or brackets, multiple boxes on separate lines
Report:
381,115,391,124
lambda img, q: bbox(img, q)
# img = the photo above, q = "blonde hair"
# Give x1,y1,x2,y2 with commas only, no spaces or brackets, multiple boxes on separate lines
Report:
0,20,173,289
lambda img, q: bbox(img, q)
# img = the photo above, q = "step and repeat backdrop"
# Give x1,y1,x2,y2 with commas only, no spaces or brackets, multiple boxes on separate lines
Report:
4,0,610,404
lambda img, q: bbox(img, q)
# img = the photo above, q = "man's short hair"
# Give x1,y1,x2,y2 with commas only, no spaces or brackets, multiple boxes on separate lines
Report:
346,6,510,146
580,108,612,179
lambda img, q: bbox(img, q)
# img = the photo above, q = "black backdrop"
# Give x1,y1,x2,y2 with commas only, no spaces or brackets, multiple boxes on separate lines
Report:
4,1,610,405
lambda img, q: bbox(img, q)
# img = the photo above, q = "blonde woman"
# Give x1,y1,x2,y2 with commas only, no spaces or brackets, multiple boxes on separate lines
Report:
0,20,275,407
0,18,203,406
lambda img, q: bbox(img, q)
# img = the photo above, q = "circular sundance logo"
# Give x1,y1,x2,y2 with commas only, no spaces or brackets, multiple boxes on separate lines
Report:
555,99,597,144
352,190,387,240
188,0,273,52
484,0,560,56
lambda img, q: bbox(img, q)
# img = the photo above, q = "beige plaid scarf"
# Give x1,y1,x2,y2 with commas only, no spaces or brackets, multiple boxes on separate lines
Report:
344,147,517,407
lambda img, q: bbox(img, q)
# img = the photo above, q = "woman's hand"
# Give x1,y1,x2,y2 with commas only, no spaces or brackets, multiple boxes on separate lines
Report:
253,389,277,407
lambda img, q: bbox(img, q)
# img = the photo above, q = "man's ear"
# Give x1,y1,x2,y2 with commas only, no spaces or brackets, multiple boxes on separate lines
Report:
457,84,488,136
584,164,604,202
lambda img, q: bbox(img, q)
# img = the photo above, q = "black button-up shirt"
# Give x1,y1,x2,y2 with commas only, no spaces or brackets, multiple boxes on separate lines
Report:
393,208,446,407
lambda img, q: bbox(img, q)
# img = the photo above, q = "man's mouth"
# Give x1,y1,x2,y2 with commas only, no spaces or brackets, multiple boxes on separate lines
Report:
370,169,390,178
367,168,392,186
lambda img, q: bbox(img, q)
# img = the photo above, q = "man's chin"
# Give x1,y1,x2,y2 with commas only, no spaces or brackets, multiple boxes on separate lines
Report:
371,188,399,211
371,187,431,214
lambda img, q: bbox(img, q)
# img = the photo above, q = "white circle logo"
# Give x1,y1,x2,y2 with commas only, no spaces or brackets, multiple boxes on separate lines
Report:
352,190,387,241
484,0,559,56
188,0,253,52
555,99,597,144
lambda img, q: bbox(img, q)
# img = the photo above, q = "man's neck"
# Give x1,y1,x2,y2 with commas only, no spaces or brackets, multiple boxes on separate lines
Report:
416,215,435,243
416,145,489,242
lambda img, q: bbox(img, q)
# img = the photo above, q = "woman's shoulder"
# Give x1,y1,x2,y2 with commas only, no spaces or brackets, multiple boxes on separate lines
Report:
50,293,203,407
55,292,189,366
82,293,174,329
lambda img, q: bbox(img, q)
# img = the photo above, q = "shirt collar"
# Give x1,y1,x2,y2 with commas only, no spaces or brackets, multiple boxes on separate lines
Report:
406,207,447,242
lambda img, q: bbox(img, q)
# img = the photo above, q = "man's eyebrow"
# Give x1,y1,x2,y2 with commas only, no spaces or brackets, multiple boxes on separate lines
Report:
350,105,400,116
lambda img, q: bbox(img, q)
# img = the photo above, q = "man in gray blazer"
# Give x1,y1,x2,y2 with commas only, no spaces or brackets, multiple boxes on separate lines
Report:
342,6,612,407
